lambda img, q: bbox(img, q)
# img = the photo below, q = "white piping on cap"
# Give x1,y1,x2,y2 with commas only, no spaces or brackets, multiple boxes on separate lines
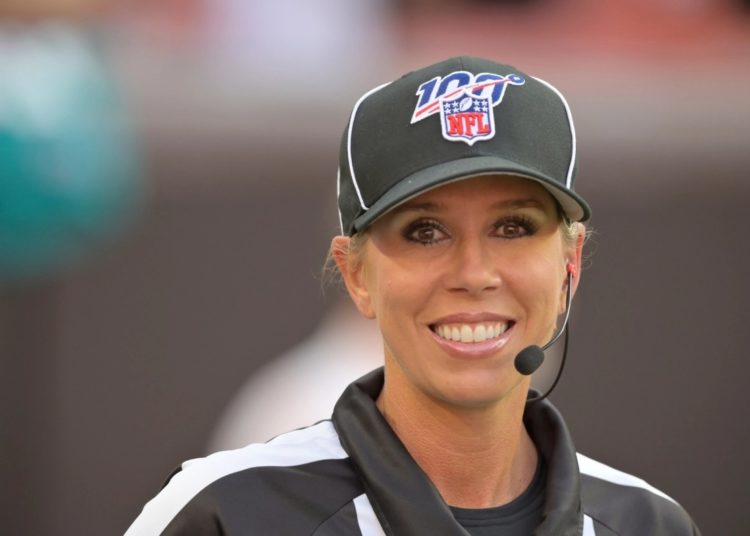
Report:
346,81,391,211
532,76,576,189
336,168,344,234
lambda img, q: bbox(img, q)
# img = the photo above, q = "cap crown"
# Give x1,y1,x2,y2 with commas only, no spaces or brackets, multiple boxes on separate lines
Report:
338,57,590,235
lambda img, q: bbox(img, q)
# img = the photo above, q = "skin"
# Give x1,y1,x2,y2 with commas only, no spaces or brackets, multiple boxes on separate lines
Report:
332,175,584,509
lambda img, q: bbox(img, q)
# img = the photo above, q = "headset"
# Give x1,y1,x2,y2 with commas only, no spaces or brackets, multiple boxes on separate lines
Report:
514,262,577,403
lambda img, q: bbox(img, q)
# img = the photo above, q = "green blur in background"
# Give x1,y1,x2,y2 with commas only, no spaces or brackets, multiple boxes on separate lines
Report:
0,24,142,282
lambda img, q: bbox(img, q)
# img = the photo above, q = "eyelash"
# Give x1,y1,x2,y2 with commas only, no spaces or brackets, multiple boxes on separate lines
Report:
493,215,537,239
403,215,538,245
403,219,447,246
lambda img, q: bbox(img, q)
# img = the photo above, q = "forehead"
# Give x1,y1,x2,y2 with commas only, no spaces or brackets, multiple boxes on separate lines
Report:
392,174,558,214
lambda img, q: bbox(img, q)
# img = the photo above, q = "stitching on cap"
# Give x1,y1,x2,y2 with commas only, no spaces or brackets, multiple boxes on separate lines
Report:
346,82,391,211
531,76,576,189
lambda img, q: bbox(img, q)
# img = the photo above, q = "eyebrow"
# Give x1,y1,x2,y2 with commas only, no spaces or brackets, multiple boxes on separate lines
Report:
393,197,547,214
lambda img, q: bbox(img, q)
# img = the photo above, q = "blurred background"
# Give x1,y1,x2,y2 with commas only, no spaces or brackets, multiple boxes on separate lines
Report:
0,0,748,534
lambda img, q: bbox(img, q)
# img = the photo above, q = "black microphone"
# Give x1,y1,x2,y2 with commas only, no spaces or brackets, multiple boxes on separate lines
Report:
514,267,574,402
514,345,545,376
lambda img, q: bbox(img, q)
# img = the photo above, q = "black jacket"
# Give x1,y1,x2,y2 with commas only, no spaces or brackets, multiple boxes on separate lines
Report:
126,369,700,535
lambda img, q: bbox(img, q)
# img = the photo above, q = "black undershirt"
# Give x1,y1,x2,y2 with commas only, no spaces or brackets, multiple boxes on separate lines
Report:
449,459,546,536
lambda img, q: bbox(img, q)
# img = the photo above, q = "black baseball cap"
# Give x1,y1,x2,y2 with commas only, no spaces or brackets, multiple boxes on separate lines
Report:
337,56,591,236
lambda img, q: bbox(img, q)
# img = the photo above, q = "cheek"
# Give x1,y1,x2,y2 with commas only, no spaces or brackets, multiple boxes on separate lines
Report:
366,257,438,327
507,252,566,319
364,258,405,319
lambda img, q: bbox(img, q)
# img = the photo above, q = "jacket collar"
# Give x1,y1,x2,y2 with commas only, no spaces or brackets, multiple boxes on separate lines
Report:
332,368,583,536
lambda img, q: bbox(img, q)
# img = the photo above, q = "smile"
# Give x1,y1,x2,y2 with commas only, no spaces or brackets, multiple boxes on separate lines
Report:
430,321,511,344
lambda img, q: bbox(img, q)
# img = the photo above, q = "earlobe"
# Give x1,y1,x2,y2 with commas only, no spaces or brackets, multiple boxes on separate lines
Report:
558,259,576,315
558,265,571,315
570,224,585,296
330,236,375,319
565,261,577,280
559,224,585,314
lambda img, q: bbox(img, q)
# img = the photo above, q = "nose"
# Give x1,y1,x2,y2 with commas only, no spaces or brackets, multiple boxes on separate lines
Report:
446,236,501,295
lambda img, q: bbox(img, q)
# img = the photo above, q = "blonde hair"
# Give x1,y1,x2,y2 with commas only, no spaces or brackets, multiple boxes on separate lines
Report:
561,216,580,245
321,232,367,289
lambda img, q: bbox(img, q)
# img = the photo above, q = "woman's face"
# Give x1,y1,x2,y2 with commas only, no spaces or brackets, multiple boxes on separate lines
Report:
334,175,584,408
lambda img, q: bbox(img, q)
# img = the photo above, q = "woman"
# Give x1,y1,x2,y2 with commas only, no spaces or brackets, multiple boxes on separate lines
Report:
127,57,700,535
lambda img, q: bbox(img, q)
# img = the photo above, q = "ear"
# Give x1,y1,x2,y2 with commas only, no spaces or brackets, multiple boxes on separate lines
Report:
559,223,585,314
331,236,375,319
569,223,585,297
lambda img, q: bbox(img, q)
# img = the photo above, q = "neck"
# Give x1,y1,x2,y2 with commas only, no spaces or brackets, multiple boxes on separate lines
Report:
376,362,538,509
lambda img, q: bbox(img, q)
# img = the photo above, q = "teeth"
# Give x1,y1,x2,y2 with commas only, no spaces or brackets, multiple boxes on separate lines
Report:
474,324,486,342
433,322,509,343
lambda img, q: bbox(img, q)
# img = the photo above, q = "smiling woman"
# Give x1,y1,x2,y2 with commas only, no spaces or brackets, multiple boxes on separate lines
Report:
332,176,579,414
126,57,701,536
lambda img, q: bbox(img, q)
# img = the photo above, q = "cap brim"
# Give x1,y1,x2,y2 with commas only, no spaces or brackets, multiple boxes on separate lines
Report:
352,156,591,233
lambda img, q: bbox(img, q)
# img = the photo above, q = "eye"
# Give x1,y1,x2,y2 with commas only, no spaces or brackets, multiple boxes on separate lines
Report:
493,215,537,239
403,219,449,245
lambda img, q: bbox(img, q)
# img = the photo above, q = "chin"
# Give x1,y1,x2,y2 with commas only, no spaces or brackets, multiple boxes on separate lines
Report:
429,369,527,410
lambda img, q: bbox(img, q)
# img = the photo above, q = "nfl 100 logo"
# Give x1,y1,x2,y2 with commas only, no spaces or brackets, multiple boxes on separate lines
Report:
410,71,525,146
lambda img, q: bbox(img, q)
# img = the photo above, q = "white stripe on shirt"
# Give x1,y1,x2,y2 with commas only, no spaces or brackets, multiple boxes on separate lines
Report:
353,493,387,536
126,421,348,535
583,514,596,535
577,453,677,504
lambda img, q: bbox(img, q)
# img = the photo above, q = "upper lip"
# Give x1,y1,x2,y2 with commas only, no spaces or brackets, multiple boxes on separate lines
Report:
429,312,514,325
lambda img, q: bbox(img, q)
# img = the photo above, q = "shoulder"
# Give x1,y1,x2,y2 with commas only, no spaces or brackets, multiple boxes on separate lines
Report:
126,421,364,536
577,453,700,536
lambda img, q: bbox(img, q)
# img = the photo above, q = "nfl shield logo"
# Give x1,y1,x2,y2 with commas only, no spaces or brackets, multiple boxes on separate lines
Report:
439,91,494,146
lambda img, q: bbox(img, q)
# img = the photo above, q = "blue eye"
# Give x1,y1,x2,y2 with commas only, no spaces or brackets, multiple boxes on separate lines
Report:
403,219,448,245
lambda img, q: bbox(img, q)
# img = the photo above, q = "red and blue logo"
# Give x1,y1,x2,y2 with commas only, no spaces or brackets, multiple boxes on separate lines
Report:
411,71,525,146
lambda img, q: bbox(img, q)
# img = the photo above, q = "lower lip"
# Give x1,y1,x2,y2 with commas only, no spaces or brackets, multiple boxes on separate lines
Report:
428,324,514,359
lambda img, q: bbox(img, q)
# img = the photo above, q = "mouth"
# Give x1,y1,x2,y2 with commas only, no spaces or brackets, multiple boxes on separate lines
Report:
429,321,513,344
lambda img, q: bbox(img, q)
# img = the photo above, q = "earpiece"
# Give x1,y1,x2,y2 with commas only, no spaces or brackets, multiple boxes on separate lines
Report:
566,261,577,279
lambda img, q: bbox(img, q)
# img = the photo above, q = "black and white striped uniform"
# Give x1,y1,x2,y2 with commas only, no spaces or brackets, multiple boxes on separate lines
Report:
126,369,701,535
